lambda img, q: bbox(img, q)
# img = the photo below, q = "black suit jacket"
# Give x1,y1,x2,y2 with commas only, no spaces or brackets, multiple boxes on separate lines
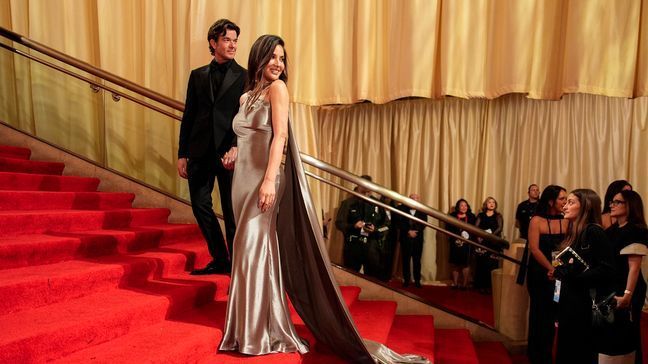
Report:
397,205,427,242
178,60,247,159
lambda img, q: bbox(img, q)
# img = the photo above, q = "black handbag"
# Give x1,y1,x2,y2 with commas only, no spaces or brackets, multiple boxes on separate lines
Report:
590,289,616,328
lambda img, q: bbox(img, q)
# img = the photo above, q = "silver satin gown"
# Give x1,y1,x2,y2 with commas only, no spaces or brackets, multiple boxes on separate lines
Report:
219,96,429,364
219,98,308,355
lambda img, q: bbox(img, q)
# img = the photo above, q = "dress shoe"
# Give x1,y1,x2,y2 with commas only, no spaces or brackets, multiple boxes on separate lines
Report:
414,281,422,288
191,261,230,275
402,281,410,288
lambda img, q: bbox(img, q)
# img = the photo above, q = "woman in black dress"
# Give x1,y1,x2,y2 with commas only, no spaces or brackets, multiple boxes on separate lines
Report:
599,190,647,363
474,196,503,294
524,185,568,364
553,189,615,364
447,198,476,289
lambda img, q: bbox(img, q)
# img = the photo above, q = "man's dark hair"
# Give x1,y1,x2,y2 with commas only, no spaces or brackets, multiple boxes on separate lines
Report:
207,19,240,55
528,184,539,193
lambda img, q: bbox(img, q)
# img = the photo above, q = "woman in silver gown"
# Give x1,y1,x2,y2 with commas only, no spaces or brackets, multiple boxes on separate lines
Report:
219,34,428,364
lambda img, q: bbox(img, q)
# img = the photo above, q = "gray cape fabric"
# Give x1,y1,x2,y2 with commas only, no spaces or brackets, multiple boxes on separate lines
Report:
277,123,430,364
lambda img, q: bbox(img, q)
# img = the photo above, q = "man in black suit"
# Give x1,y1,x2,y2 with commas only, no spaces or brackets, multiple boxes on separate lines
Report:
177,19,246,275
397,193,428,287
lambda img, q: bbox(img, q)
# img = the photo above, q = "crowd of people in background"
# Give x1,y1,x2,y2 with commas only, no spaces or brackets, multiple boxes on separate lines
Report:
510,180,646,364
334,176,646,363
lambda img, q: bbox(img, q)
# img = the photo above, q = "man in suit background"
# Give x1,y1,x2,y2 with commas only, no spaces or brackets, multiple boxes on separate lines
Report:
397,193,428,287
177,19,246,274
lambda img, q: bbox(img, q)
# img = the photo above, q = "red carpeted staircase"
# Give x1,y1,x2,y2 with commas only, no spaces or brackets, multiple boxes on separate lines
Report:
0,144,511,363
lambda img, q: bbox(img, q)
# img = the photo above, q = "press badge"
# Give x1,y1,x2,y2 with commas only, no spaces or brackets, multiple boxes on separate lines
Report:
553,280,561,302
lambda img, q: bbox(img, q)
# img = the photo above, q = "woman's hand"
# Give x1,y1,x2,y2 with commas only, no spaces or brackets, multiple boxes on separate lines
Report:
221,147,238,170
258,179,276,212
614,293,631,309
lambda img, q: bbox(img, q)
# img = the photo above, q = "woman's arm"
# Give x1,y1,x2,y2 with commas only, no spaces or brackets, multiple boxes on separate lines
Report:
615,255,643,308
574,225,615,285
258,80,289,212
494,213,504,236
528,217,555,274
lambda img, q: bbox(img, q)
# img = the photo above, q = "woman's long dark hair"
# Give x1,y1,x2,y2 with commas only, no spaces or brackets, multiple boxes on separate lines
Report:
244,34,288,113
563,189,602,248
602,180,632,214
535,185,566,218
619,190,647,228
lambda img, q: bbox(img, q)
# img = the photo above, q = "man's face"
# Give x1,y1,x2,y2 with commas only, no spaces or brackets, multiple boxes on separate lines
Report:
528,185,540,200
357,185,371,196
210,29,238,62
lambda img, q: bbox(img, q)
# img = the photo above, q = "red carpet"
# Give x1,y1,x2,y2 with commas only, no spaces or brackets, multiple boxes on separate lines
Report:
389,282,495,326
0,144,512,363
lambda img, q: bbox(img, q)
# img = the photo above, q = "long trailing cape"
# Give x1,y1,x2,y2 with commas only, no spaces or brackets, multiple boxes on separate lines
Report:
277,123,429,364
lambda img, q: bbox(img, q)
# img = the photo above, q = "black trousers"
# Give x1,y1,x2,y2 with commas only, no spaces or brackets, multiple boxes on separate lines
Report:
401,238,423,283
343,237,367,272
365,239,387,280
187,157,236,266
527,270,556,364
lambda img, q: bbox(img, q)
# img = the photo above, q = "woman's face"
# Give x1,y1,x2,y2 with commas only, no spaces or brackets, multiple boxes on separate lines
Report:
553,190,567,212
486,199,496,210
458,201,468,214
563,193,581,221
609,192,627,218
262,45,285,83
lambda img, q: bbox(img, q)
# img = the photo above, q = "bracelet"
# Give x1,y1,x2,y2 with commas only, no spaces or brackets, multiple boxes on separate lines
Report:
624,289,633,295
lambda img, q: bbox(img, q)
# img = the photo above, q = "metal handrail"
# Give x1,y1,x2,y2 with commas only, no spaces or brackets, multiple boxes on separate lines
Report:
0,25,518,265
0,43,181,121
0,27,184,112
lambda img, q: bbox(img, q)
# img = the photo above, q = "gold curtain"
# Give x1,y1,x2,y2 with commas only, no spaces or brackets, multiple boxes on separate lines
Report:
2,0,648,105
315,94,648,281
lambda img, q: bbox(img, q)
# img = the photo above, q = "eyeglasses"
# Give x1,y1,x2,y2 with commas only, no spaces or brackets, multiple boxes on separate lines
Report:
610,200,626,206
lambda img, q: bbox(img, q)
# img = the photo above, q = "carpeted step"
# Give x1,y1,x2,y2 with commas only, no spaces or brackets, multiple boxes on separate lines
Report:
0,156,65,175
0,208,171,236
0,225,204,270
0,289,171,363
52,319,222,364
0,191,135,210
0,244,220,315
435,329,479,364
339,285,361,307
348,300,398,343
474,341,512,364
0,145,31,160
386,315,435,360
0,171,99,191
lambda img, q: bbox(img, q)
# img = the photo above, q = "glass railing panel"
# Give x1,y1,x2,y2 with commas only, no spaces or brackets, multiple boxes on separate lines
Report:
310,173,525,329
0,43,105,162
101,81,189,201
0,42,22,130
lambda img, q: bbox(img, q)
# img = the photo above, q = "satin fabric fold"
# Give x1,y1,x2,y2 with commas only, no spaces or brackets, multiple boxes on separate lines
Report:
277,121,430,363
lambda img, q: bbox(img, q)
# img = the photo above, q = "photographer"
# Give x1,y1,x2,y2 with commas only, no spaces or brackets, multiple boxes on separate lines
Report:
336,175,386,274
